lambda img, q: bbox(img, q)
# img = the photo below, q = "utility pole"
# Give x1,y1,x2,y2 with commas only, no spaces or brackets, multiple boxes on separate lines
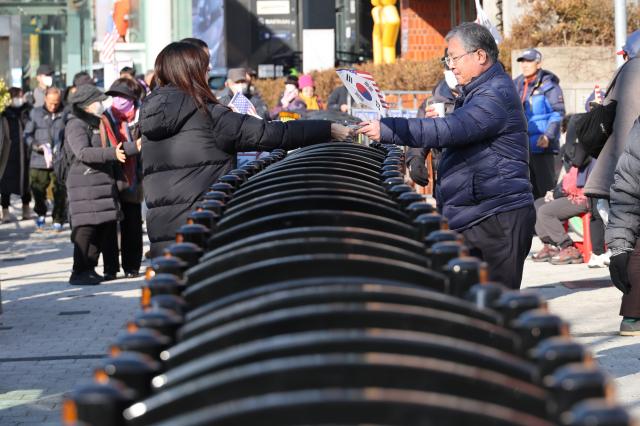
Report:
615,0,626,67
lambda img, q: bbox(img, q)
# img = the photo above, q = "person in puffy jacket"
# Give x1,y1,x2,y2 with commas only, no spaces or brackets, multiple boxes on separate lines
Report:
358,22,534,289
24,87,67,230
65,84,126,285
514,48,565,199
606,119,640,335
140,42,350,256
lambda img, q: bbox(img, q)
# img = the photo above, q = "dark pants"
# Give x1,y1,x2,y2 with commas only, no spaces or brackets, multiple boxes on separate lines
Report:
29,168,66,223
120,201,143,274
621,240,640,318
71,221,119,275
529,154,557,199
1,193,30,209
534,197,588,248
588,197,606,255
461,205,536,290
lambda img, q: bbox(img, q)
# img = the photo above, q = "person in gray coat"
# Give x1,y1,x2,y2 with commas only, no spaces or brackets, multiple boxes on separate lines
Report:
24,87,67,230
65,85,126,285
606,119,640,335
584,30,640,202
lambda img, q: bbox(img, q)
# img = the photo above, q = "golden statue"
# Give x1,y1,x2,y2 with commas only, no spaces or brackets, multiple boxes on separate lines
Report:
380,0,400,64
371,0,383,64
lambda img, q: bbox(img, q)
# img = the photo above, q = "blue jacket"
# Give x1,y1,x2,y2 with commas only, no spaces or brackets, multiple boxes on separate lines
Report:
380,62,533,231
513,69,565,154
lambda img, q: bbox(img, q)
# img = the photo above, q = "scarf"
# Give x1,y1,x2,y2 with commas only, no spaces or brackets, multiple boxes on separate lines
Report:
100,107,138,192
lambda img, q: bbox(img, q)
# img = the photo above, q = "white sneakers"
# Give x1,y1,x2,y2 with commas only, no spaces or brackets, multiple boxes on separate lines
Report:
587,250,612,268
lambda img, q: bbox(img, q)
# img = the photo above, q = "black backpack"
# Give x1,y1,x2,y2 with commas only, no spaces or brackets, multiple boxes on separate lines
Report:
53,134,72,185
574,100,617,158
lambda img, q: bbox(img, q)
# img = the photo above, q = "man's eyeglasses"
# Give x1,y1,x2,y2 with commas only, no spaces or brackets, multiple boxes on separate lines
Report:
443,49,479,67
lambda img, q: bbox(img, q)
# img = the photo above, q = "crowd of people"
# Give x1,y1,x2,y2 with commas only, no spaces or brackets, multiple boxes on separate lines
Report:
3,24,640,334
0,38,350,286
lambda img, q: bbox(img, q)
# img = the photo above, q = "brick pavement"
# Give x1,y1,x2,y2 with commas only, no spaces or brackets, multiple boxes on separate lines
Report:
0,208,145,426
1,204,639,424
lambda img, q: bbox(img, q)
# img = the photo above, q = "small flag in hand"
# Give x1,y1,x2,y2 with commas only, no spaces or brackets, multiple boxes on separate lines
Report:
229,92,261,119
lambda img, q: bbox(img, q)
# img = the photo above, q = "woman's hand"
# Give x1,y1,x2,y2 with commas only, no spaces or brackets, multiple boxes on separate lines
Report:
330,123,351,141
115,142,126,163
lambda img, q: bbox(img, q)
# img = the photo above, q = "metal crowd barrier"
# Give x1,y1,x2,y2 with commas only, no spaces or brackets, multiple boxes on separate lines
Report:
62,142,632,426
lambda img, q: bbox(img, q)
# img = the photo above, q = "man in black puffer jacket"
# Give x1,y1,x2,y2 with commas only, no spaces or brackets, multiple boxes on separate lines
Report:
140,86,336,256
606,119,640,335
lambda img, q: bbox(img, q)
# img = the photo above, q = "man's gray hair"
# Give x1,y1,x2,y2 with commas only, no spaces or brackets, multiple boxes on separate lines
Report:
445,22,499,64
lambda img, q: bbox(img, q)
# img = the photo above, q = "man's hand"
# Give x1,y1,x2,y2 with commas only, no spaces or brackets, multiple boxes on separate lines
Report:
609,252,631,294
424,106,439,118
536,135,550,148
357,120,381,141
115,142,126,163
544,190,554,202
340,104,349,113
330,123,351,141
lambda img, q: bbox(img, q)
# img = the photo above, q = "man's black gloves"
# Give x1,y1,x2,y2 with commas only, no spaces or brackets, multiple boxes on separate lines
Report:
407,158,429,187
609,252,631,294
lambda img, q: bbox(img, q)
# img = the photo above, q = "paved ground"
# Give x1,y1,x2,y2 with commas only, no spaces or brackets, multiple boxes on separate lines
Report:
0,205,639,424
0,208,146,426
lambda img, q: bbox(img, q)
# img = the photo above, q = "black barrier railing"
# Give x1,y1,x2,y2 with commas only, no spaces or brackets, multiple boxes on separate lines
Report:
61,143,631,426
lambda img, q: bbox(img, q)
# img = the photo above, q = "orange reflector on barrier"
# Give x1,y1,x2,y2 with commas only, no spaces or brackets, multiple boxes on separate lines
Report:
145,266,155,281
61,399,78,425
94,369,109,384
141,286,152,308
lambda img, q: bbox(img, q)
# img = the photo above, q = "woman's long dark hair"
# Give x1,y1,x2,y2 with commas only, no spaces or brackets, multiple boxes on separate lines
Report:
154,42,217,109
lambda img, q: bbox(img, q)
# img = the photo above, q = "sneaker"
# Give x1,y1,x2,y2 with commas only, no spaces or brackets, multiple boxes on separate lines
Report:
603,250,612,266
620,317,640,336
550,246,583,265
532,244,559,262
52,223,63,232
35,216,46,231
69,270,103,285
21,205,32,220
587,252,607,268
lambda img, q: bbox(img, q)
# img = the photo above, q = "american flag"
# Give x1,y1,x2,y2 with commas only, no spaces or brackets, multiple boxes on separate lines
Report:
229,92,260,119
99,28,119,64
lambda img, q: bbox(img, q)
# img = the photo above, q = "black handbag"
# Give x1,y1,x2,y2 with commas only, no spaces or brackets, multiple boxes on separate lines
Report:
574,100,617,158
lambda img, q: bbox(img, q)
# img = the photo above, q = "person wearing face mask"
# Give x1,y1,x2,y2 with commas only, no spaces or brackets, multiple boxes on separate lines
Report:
24,87,67,231
217,68,269,120
32,64,55,108
65,85,126,285
102,78,144,278
0,87,32,222
270,75,308,119
405,49,461,189
514,48,565,200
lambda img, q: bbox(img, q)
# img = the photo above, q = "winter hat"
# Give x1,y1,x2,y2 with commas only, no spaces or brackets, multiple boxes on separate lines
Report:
617,30,640,59
298,74,314,89
69,84,107,108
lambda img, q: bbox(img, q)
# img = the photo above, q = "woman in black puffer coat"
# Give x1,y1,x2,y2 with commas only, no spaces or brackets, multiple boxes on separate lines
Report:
140,42,350,256
65,85,126,285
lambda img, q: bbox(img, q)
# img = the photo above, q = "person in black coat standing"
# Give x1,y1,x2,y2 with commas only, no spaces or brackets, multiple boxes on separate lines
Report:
140,42,351,256
0,87,32,222
65,85,126,285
